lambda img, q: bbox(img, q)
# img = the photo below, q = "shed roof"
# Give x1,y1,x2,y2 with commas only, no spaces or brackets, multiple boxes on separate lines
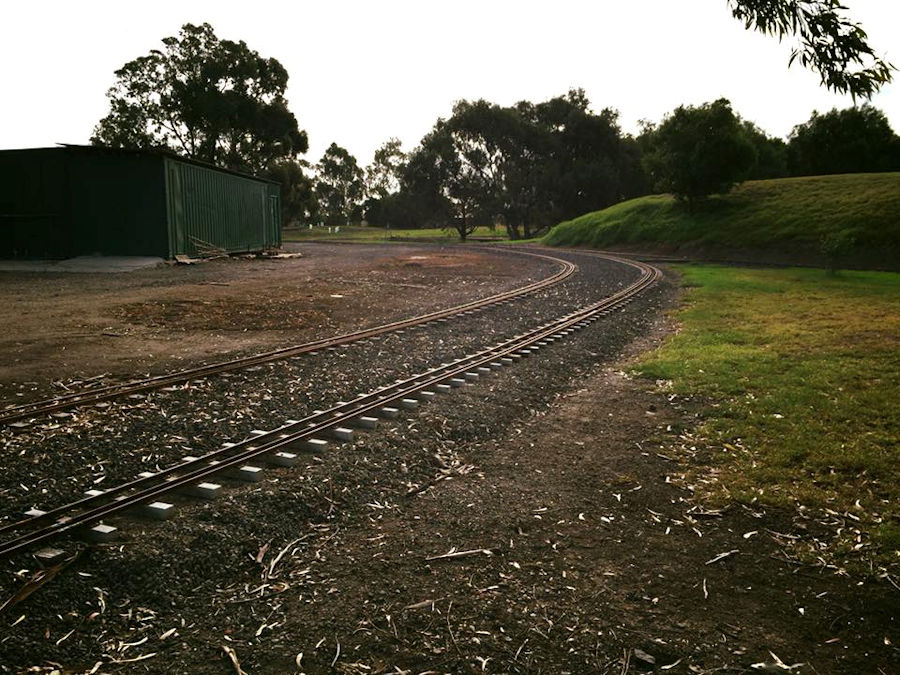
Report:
1,144,279,186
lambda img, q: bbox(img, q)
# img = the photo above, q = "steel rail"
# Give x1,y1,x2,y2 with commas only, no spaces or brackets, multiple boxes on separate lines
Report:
0,253,659,559
0,248,576,425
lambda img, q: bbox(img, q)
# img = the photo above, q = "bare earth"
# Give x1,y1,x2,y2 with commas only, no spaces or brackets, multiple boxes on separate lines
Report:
0,244,541,400
0,245,895,673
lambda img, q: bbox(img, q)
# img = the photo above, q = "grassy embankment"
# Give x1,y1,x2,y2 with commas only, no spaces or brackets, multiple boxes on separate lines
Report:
544,173,900,269
282,225,501,243
546,174,900,571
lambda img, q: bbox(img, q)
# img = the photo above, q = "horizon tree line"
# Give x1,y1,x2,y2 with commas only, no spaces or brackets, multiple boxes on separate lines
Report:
89,12,898,235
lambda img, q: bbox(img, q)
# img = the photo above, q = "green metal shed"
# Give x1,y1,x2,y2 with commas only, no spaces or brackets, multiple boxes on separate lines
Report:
0,145,281,259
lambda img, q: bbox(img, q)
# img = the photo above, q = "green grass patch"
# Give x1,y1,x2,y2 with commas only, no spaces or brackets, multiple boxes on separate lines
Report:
544,173,900,267
283,225,504,243
636,265,900,568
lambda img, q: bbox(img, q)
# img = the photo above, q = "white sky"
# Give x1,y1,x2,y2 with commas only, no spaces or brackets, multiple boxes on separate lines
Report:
2,1,897,166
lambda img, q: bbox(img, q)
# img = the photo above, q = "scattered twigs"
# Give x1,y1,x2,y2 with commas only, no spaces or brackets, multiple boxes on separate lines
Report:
426,548,495,562
620,647,631,675
331,641,341,668
222,645,247,675
705,549,739,565
403,598,444,610
0,552,81,616
446,600,462,657
267,535,306,579
189,236,228,259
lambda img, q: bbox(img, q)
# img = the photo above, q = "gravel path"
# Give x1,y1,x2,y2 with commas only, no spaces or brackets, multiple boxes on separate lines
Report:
0,247,672,673
0,249,638,518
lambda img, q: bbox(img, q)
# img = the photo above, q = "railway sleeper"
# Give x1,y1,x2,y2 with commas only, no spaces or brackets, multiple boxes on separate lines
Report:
34,547,68,567
328,426,355,442
263,451,299,467
220,464,265,482
179,481,223,500
351,416,379,430
134,501,176,520
79,523,118,544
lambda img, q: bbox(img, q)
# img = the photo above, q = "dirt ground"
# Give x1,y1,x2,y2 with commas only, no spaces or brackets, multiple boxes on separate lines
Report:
0,246,896,673
0,244,544,399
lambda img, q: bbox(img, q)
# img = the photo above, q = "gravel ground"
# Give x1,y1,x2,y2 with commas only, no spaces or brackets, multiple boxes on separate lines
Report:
4,247,891,674
0,248,663,671
0,244,551,397
0,251,638,518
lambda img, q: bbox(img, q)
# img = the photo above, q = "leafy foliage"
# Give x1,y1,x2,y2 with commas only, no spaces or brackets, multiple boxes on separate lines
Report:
641,99,757,204
92,23,307,174
729,0,894,99
742,121,788,180
315,143,365,226
788,105,900,176
390,90,644,239
365,138,406,200
264,159,318,226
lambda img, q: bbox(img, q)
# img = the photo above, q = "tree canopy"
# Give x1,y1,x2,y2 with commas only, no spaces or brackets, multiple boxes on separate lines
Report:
315,143,365,226
379,91,644,239
91,23,307,175
365,138,406,200
788,105,900,176
264,159,318,226
641,99,757,204
729,0,894,99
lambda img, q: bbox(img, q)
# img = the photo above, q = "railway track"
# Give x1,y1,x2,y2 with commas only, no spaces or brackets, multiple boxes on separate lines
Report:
0,252,660,562
0,248,576,426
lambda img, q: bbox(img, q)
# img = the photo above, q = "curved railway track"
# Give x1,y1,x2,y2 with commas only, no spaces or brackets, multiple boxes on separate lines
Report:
0,248,576,426
0,252,660,561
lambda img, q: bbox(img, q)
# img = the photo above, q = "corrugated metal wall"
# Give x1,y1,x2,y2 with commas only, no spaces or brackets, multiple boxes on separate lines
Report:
1,147,281,259
0,149,73,258
165,158,281,258
69,150,169,257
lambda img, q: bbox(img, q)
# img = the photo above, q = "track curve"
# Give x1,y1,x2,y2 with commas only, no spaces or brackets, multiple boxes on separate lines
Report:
0,247,575,425
0,251,660,560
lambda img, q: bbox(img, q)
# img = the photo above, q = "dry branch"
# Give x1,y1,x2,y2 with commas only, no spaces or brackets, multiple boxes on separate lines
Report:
426,548,495,562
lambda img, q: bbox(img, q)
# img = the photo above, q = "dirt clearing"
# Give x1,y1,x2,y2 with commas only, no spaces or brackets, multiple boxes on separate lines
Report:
0,244,545,399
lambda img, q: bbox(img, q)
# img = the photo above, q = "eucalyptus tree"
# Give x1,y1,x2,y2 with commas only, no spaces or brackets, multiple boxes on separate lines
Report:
365,138,407,199
92,23,307,174
729,0,893,98
315,143,365,226
641,99,756,205
788,105,900,175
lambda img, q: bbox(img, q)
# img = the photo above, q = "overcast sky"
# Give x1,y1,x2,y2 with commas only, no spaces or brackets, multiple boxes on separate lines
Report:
2,1,897,166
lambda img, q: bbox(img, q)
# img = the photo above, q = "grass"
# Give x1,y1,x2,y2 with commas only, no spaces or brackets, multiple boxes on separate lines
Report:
635,265,900,571
283,225,504,243
543,173,900,267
